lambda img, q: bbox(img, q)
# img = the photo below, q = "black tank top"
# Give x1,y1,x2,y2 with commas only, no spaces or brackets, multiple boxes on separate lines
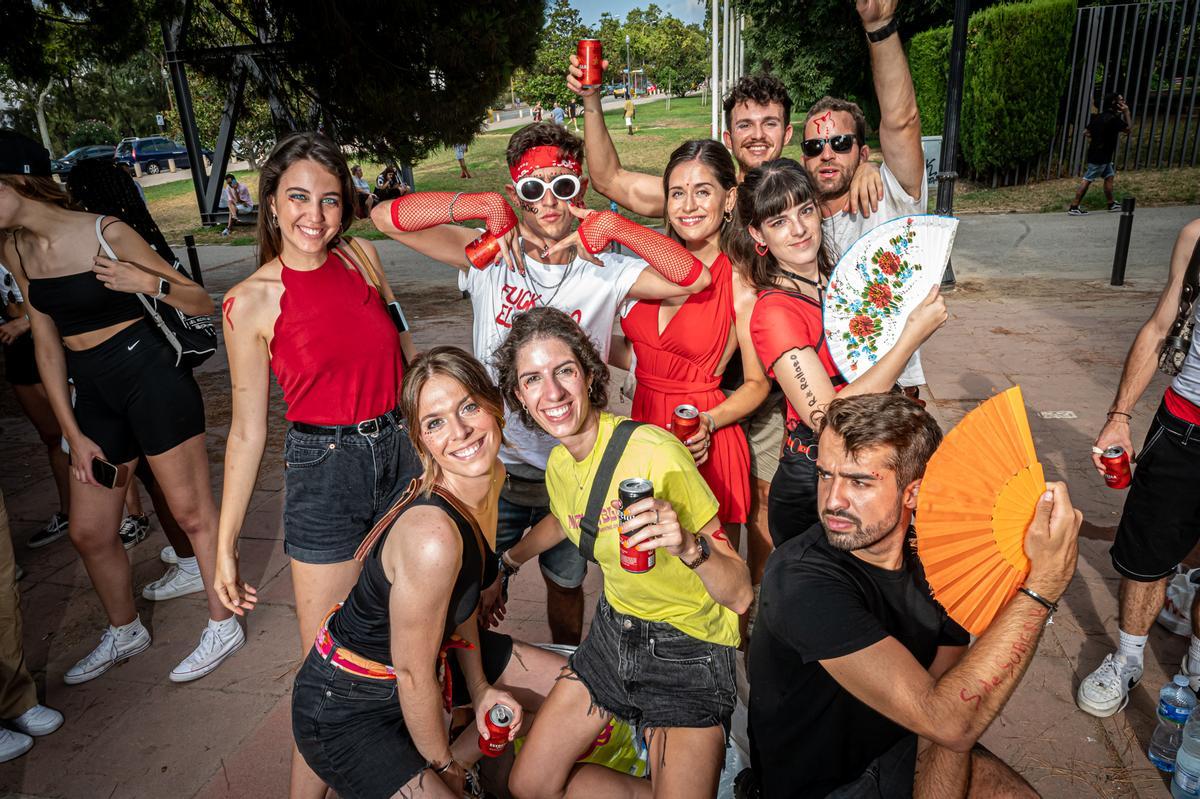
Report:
22,217,144,337
327,489,498,665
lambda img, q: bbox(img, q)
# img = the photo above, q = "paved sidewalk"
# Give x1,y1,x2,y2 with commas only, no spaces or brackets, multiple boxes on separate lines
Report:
0,205,1196,797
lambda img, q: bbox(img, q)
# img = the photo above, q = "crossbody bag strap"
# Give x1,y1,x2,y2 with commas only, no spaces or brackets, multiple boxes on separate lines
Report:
354,478,420,561
335,238,411,336
578,420,644,564
347,237,397,303
1181,236,1200,315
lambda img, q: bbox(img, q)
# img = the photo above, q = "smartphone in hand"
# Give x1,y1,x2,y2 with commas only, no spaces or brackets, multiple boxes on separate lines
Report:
91,456,130,490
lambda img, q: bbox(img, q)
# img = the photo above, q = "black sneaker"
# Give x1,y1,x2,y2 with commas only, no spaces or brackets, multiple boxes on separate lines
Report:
118,515,150,550
1109,201,1122,212
1068,206,1088,216
27,513,68,549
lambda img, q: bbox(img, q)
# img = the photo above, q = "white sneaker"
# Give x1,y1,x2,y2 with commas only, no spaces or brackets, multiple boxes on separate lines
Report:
169,622,245,682
142,565,204,601
7,704,63,736
160,546,178,565
1181,654,1200,693
1077,652,1143,717
0,728,33,763
1159,565,1200,637
64,624,151,685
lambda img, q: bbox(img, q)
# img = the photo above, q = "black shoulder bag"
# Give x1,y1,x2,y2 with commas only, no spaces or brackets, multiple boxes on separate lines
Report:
578,420,644,564
1160,236,1200,377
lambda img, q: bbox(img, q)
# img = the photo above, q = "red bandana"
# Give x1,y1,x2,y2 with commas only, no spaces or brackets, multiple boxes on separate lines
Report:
509,145,582,181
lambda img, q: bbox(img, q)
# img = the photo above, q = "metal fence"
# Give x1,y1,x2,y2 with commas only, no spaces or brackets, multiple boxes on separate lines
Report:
1041,0,1199,181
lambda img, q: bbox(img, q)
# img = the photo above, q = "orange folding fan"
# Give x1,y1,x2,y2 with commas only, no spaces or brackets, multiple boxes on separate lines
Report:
915,386,1045,635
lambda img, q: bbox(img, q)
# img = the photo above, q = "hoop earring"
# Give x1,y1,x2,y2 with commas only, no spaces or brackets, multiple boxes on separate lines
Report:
722,210,732,223
755,241,768,257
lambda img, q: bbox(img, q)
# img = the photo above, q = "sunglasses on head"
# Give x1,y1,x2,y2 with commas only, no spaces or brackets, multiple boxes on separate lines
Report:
800,135,857,158
515,174,582,203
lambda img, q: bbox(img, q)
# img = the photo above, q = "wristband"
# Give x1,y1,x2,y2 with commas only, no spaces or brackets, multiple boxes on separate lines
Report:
499,551,521,577
432,759,454,775
1106,411,1132,420
1017,586,1058,620
866,17,899,43
700,411,716,433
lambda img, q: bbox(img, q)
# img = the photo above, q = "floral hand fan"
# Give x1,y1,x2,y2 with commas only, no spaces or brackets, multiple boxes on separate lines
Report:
824,215,959,381
915,385,1045,635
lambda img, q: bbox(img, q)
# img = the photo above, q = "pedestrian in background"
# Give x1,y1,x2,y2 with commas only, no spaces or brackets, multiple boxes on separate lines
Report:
623,96,635,136
1069,92,1132,216
454,143,472,179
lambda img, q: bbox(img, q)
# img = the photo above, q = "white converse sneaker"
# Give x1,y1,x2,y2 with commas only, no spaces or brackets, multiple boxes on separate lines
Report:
169,621,245,683
160,545,178,565
1077,652,1143,717
64,624,151,685
7,704,64,736
142,565,204,601
0,728,33,763
1180,654,1200,693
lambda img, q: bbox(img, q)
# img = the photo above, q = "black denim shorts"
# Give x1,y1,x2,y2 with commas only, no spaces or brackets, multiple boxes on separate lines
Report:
292,649,423,799
282,416,421,564
568,595,736,740
767,425,819,548
1111,400,1200,581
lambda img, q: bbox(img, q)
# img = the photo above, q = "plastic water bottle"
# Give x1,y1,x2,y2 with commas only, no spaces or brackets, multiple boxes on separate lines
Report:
1150,675,1197,772
1173,709,1200,797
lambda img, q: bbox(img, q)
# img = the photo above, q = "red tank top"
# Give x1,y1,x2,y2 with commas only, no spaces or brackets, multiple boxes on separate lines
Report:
270,251,404,425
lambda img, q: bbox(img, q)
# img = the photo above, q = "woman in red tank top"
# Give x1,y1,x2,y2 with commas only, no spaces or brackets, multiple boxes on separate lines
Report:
617,140,768,545
212,133,420,798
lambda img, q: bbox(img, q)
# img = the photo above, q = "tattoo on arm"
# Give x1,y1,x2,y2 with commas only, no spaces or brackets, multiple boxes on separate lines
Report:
790,353,818,408
222,296,236,331
957,606,1044,708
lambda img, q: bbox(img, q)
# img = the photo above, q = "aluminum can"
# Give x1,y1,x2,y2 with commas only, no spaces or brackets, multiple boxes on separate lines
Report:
618,478,655,573
1101,445,1132,489
465,232,500,270
479,703,515,757
578,39,603,90
672,404,701,443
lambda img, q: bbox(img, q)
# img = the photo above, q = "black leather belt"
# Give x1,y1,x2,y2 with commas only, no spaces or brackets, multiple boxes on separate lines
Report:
292,408,402,437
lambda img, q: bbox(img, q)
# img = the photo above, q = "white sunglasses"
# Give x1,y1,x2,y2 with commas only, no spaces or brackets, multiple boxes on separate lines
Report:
514,174,582,203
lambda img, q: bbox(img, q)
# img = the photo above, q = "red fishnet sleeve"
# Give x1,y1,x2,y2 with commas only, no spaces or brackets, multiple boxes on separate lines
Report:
576,211,703,287
388,192,517,237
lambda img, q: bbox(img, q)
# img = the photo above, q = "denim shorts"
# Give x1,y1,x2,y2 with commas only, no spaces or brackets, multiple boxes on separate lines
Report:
1083,161,1116,181
292,649,423,799
1111,401,1200,581
497,476,588,589
282,415,421,564
767,425,819,548
568,595,736,739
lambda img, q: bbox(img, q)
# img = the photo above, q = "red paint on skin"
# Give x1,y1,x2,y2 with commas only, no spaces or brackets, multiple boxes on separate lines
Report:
815,111,834,137
222,296,235,330
712,529,734,549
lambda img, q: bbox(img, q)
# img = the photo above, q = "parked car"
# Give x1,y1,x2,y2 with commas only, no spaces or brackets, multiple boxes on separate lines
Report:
114,136,212,175
51,144,116,175
611,84,629,98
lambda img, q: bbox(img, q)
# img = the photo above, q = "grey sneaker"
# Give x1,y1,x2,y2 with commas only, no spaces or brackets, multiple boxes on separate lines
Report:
27,513,68,549
0,728,33,764
118,514,150,550
7,704,64,737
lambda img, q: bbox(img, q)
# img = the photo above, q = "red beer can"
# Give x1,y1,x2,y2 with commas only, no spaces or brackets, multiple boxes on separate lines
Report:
479,703,515,757
1101,446,1132,489
465,232,501,270
672,404,701,443
578,39,603,90
618,478,655,573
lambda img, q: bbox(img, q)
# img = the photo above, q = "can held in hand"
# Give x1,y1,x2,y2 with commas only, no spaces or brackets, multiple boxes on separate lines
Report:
618,478,655,573
578,39,603,90
1102,446,1132,489
479,704,515,758
465,232,501,270
672,404,701,443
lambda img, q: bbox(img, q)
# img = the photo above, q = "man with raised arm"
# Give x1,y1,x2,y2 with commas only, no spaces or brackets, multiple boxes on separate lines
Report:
749,393,1080,797
370,122,711,645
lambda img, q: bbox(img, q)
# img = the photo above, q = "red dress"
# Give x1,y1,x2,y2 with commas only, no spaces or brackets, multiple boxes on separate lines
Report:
620,253,751,524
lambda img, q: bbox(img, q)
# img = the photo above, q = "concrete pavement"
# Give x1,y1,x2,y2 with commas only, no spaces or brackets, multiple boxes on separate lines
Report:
1,204,1197,797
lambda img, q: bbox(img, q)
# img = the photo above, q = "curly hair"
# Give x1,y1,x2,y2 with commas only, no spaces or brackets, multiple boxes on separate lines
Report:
400,346,506,496
814,393,943,488
721,158,838,292
505,123,584,171
723,74,793,131
492,306,608,429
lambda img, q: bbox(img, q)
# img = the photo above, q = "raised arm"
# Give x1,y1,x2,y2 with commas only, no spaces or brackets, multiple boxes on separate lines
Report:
821,483,1081,752
370,192,519,272
858,0,925,199
567,54,666,218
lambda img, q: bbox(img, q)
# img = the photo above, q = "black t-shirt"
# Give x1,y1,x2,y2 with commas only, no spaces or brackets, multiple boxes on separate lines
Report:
1085,111,1129,165
748,524,970,798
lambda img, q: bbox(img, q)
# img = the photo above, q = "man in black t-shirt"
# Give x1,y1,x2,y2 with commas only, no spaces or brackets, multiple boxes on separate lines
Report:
748,393,1083,798
1069,93,1131,216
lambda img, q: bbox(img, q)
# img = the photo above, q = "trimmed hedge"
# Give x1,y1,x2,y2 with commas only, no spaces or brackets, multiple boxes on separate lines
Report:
961,0,1076,172
909,25,952,138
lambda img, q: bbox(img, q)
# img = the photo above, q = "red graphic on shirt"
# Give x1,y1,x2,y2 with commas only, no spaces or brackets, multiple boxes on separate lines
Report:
494,283,582,327
222,296,235,330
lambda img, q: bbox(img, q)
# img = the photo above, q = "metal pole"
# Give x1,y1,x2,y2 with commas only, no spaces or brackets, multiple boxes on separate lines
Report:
711,0,719,138
1111,197,1136,286
936,0,970,288
183,234,203,285
625,34,632,98
738,15,745,79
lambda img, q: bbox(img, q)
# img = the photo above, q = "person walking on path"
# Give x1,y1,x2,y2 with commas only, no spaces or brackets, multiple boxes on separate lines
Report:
1076,218,1200,717
550,103,565,127
1068,93,1132,216
622,96,635,136
454,144,472,179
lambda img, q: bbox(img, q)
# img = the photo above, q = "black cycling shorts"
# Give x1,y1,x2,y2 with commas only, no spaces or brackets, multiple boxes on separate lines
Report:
65,319,206,465
3,329,39,386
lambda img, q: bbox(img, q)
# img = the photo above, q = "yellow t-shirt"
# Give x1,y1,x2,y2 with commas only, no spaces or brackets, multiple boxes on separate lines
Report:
546,412,739,647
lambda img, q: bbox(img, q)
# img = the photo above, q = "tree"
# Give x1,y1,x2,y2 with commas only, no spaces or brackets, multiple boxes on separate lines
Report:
643,16,707,95
512,0,591,107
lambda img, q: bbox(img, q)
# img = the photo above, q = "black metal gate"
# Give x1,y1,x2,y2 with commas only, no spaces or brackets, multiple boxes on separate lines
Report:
1043,0,1199,180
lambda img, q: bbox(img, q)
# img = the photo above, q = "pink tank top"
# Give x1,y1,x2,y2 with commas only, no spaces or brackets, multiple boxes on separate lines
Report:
269,251,404,425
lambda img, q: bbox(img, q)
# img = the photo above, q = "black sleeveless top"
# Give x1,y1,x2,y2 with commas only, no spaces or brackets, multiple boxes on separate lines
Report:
327,489,498,665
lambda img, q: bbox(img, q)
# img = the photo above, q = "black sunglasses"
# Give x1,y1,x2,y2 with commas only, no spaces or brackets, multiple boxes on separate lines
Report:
800,135,857,157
